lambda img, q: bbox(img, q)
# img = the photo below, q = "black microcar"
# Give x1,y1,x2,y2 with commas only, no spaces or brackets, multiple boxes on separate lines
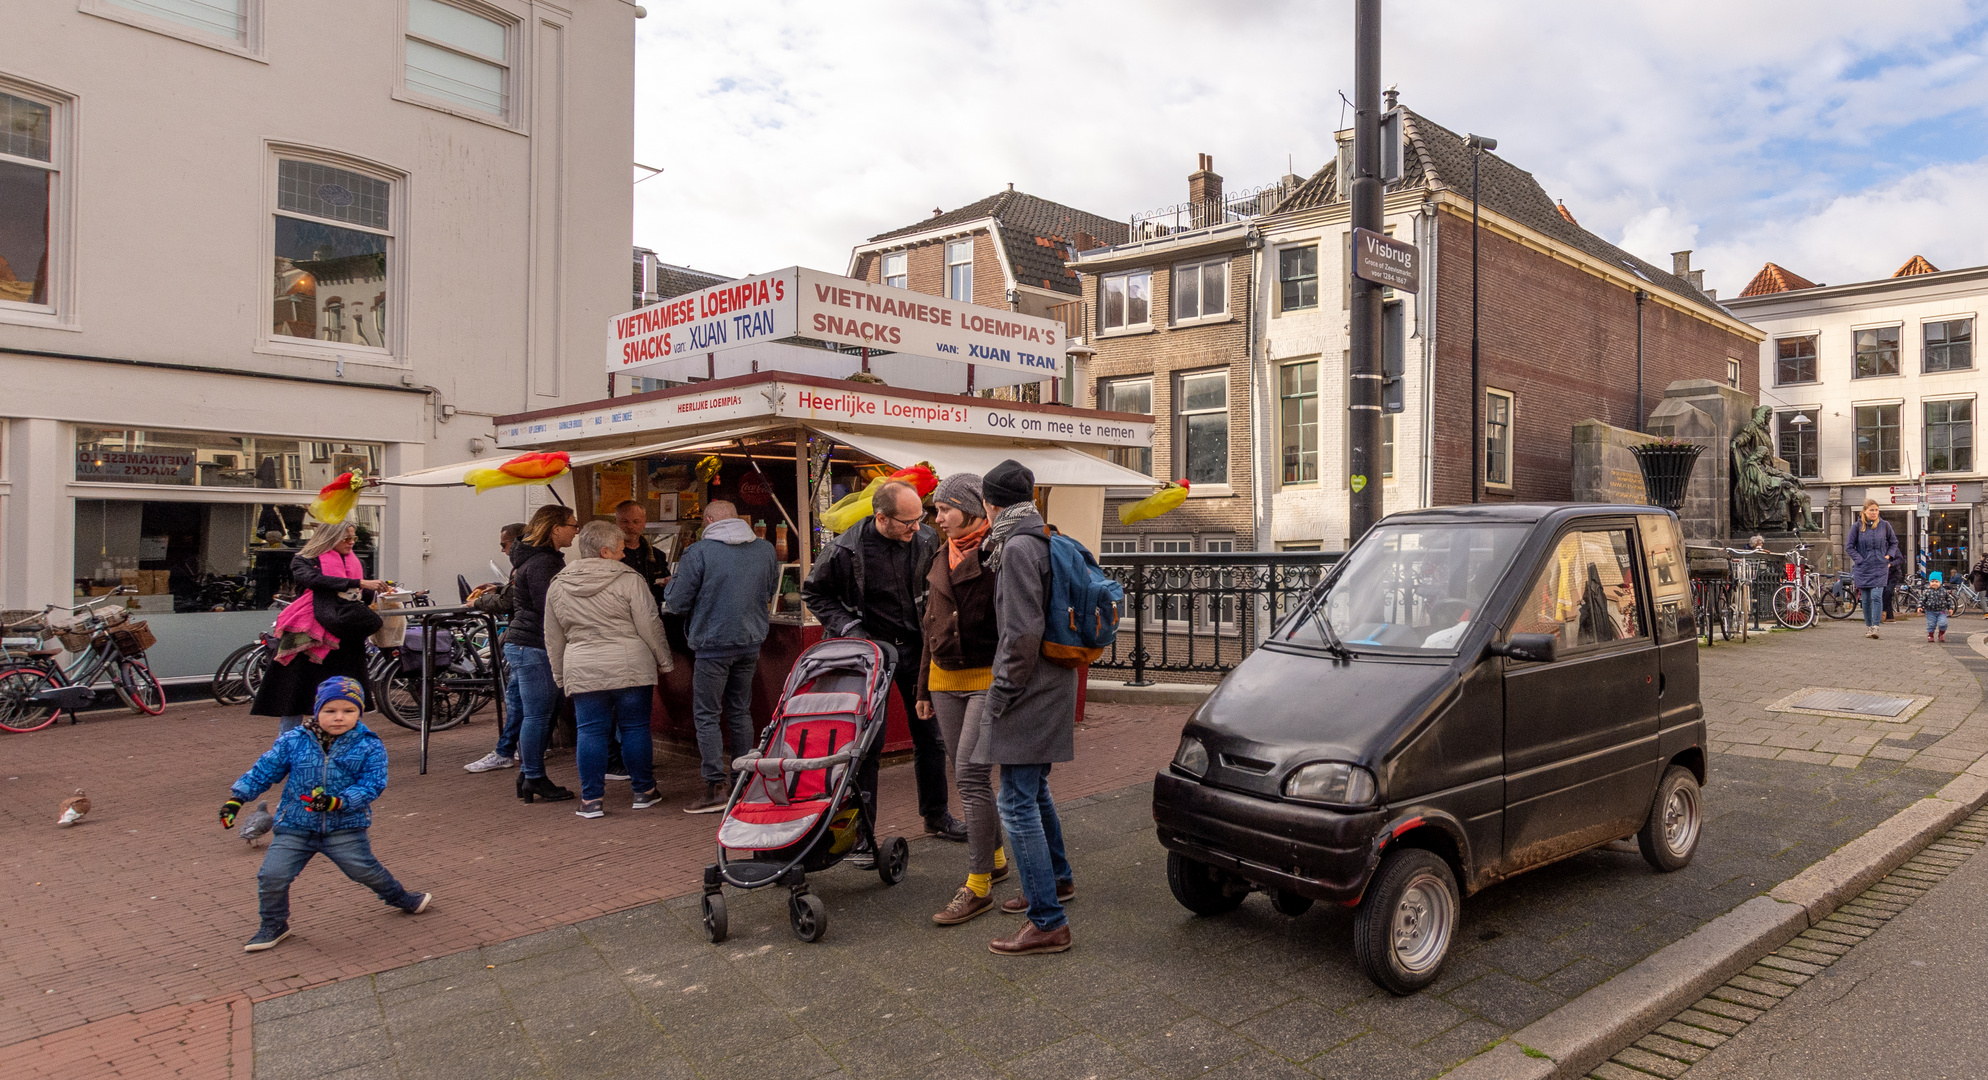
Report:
1153,504,1706,993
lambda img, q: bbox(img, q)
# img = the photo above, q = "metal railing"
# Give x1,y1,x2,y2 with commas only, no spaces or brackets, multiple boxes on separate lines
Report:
1096,551,1342,685
1128,180,1295,239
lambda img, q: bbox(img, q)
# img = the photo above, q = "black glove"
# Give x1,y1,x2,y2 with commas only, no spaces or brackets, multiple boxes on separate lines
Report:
300,787,343,813
220,798,243,829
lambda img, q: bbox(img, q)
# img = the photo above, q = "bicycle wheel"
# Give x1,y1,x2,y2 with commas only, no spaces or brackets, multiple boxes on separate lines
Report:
1772,584,1817,629
114,657,166,715
374,659,476,732
1820,584,1856,620
0,666,62,733
212,643,263,705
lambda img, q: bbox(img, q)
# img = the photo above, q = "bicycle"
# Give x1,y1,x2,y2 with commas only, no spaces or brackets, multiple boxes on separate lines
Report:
1691,575,1738,645
373,603,497,732
0,592,164,732
1769,545,1820,629
211,626,275,706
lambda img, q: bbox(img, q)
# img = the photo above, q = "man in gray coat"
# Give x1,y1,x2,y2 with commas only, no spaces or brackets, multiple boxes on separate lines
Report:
973,460,1077,956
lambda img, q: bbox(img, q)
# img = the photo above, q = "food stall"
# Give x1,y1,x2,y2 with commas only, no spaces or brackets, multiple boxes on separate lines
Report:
380,267,1158,751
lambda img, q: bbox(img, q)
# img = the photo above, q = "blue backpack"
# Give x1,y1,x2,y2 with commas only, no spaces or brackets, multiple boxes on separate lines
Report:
1034,528,1124,669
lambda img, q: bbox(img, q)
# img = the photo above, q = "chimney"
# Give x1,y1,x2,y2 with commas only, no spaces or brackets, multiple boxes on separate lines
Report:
1189,153,1223,228
1671,250,1692,278
1689,269,1705,291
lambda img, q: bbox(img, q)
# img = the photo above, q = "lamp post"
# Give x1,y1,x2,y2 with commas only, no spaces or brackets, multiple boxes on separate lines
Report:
1465,133,1495,503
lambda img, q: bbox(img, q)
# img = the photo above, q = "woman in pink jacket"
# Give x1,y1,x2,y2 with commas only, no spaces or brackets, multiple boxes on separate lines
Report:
252,520,386,731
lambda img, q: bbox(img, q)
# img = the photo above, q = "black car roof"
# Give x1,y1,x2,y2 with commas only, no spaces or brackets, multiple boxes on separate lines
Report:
1381,503,1671,526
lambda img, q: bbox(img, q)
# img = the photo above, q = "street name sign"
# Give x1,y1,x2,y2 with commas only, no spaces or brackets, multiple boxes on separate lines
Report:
1352,228,1419,293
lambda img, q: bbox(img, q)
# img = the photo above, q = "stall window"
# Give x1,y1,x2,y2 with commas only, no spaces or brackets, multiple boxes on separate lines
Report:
1101,270,1151,331
1855,326,1901,378
1485,388,1515,488
1855,404,1900,475
1775,335,1818,385
1100,378,1152,475
0,83,68,318
75,427,381,490
881,252,906,289
1177,371,1228,485
404,0,515,120
1925,399,1972,473
1278,244,1318,312
1776,409,1818,478
272,155,395,352
1280,362,1318,484
945,240,973,301
1172,259,1227,322
1925,318,1973,373
1508,529,1644,650
74,499,380,613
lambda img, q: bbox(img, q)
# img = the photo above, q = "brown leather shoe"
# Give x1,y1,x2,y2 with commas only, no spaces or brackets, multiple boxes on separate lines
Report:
989,921,1071,956
990,862,1011,884
932,887,994,926
1000,880,1074,914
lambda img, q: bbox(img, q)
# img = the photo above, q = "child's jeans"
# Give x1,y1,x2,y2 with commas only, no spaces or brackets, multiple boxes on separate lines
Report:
1928,611,1950,636
257,828,417,930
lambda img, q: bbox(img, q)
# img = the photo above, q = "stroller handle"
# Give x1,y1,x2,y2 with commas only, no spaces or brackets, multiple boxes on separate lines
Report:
733,747,861,774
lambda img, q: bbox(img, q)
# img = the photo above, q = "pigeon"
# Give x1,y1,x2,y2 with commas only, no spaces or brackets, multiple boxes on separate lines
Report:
56,789,90,827
238,801,275,846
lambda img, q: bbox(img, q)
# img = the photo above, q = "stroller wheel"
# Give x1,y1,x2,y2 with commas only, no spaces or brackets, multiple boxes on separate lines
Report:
789,892,827,943
702,894,728,944
877,835,910,886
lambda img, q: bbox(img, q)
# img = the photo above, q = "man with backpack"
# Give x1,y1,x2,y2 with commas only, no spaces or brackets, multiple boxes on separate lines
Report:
974,460,1080,956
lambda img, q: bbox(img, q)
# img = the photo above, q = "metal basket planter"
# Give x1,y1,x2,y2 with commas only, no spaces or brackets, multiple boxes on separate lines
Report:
1630,443,1703,512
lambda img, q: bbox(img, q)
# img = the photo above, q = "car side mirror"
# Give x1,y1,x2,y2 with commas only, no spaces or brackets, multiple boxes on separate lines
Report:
1489,632,1558,664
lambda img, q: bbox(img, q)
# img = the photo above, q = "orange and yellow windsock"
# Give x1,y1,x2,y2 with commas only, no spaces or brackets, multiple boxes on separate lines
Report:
887,462,939,498
1118,480,1190,525
463,451,572,494
308,472,366,524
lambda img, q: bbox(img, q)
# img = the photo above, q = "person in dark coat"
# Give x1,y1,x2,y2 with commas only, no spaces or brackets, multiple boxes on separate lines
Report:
251,520,383,731
613,500,671,609
801,479,965,854
504,505,580,803
1845,498,1900,637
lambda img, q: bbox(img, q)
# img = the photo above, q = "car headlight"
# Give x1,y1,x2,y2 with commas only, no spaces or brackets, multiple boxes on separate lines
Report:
1173,736,1209,777
1282,762,1377,806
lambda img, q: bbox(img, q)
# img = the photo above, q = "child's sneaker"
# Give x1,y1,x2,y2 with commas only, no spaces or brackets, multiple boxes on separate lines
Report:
244,925,290,952
1940,631,1948,642
400,893,432,914
1929,632,1937,642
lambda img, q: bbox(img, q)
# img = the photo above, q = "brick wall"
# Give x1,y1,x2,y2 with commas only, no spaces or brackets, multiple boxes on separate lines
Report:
1082,246,1257,549
1429,207,1755,506
850,230,998,304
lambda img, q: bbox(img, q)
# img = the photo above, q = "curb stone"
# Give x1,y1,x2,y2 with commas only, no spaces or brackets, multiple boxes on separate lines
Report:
1441,771,1988,1080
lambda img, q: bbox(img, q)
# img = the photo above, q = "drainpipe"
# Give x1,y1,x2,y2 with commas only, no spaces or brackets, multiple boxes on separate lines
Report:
1635,290,1649,430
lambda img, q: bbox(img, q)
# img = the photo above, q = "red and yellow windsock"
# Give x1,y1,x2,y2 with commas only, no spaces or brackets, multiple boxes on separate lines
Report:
463,451,572,494
308,472,366,524
1118,480,1190,525
887,462,939,498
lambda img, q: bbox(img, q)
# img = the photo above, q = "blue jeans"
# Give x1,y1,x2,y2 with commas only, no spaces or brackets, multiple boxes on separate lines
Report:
256,828,415,930
997,763,1072,932
1862,586,1885,627
692,653,758,784
574,686,656,801
502,644,558,778
1928,611,1949,635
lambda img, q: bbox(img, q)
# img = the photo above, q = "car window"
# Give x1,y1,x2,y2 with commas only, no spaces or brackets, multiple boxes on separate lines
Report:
1637,514,1693,643
1509,528,1646,650
1292,523,1528,654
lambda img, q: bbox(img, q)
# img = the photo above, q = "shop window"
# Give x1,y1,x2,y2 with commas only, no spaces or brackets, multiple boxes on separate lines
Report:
1775,335,1817,385
1101,270,1151,331
272,155,395,352
1279,244,1318,312
1776,409,1818,479
75,426,381,490
1177,370,1228,485
1924,318,1973,373
1485,388,1514,488
881,252,906,289
0,83,68,318
1854,325,1901,378
404,0,514,120
945,240,972,301
1172,259,1227,322
1925,399,1973,474
74,499,379,614
1854,403,1900,475
1100,378,1152,476
1280,361,1318,484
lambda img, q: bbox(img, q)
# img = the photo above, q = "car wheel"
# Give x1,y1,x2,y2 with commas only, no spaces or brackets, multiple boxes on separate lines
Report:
1166,852,1246,916
1638,765,1703,872
1354,848,1459,995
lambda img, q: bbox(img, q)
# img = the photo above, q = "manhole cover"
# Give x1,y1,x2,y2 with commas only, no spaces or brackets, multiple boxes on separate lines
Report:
1789,690,1915,717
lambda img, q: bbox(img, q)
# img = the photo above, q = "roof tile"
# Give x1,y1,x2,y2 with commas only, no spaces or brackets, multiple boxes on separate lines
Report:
1738,262,1818,297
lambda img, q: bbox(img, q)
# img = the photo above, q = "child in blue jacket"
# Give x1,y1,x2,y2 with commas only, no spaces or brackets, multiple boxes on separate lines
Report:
221,676,431,952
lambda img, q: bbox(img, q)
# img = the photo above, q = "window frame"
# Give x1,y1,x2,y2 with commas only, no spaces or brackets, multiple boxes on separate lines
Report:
1279,360,1319,485
256,143,406,367
1853,323,1902,380
1203,536,1239,629
1277,243,1319,313
1484,387,1515,490
1510,527,1650,657
1924,396,1974,475
1175,368,1230,488
1923,316,1975,374
880,251,906,289
1773,334,1818,385
1099,269,1153,333
1171,258,1229,324
944,239,973,302
1775,408,1819,480
1099,377,1154,477
81,0,266,61
393,0,525,131
1145,536,1194,629
0,76,77,329
1853,401,1902,476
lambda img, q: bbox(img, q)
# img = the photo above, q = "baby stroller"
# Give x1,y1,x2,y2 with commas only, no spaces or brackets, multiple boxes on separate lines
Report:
701,638,908,943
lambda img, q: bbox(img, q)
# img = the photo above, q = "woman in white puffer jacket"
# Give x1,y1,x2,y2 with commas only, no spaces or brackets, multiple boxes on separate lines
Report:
544,519,675,819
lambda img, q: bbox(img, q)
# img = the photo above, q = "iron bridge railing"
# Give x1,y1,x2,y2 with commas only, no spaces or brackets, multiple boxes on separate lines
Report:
1096,551,1343,686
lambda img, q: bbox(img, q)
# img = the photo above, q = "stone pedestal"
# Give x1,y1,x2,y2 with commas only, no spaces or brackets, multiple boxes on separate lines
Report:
1572,420,1652,505
1646,379,1755,541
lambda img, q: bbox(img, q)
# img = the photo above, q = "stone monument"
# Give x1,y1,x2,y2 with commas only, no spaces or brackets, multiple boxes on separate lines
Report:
1645,379,1755,541
1571,420,1652,505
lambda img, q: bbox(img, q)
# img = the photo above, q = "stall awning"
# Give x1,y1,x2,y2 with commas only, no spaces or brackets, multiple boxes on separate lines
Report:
377,426,770,487
817,428,1161,489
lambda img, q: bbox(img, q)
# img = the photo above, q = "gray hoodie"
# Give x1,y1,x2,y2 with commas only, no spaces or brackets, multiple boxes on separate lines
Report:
664,518,782,658
543,558,673,695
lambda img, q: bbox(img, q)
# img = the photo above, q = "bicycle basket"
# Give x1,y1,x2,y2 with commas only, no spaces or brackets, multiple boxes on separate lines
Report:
108,621,156,657
57,627,95,653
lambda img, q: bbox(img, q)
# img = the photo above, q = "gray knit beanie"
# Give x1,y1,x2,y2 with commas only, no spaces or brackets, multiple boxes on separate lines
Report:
931,472,985,519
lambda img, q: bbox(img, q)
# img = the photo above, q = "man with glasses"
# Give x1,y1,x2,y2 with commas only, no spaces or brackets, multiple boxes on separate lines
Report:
802,480,967,858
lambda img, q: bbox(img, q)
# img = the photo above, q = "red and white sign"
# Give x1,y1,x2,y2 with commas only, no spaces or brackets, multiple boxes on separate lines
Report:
609,270,796,374
76,447,196,481
1891,483,1958,504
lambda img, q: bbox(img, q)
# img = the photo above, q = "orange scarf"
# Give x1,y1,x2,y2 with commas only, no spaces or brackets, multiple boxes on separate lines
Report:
947,519,990,569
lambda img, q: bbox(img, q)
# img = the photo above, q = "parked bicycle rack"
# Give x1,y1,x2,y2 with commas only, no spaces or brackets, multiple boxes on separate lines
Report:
398,604,507,775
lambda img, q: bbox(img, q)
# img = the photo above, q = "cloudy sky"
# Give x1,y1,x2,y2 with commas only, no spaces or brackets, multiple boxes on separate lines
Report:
631,1,1988,298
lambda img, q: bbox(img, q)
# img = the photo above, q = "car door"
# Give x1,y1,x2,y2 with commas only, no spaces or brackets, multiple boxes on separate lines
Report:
1499,524,1662,872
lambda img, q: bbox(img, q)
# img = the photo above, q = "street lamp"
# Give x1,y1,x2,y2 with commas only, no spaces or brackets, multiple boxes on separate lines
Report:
1466,133,1496,503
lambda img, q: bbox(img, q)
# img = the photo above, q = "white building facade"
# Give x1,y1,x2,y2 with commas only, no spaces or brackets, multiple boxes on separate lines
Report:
1727,262,1987,582
1,0,636,677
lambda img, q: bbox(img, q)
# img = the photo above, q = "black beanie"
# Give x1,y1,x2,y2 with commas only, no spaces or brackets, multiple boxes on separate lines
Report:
981,459,1035,508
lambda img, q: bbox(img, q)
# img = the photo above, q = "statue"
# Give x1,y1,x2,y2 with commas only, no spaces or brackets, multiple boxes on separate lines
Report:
1731,405,1813,532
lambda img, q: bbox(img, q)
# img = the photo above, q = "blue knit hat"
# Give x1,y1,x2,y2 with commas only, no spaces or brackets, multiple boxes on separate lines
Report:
313,676,366,717
1931,571,1943,583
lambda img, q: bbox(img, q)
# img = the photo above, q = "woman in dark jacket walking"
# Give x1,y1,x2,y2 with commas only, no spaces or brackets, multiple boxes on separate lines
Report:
917,473,1009,925
505,505,579,802
252,520,385,731
1846,498,1901,638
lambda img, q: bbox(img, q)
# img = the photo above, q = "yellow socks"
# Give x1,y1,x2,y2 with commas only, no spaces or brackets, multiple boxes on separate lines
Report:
993,846,1008,870
966,873,991,898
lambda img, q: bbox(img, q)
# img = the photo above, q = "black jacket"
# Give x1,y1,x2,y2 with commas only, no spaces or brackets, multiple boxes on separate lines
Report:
502,540,567,651
801,518,939,645
620,535,671,609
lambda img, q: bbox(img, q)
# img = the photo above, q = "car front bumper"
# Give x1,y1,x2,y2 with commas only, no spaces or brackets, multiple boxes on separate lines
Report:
1152,768,1387,903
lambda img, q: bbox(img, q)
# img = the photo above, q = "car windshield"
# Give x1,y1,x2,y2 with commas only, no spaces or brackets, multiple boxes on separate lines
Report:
1283,523,1529,654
